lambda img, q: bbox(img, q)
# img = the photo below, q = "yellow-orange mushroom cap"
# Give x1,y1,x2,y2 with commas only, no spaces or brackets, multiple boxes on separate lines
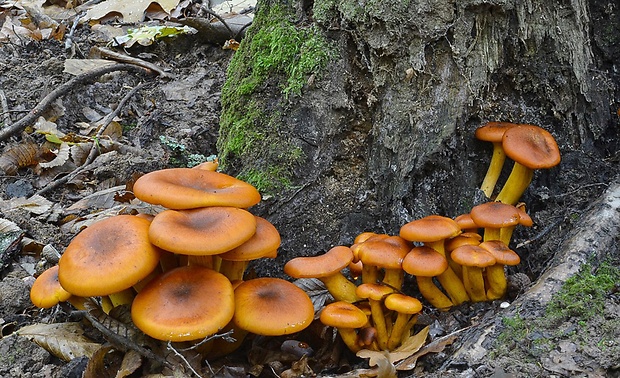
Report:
133,168,261,209
58,215,161,297
233,278,314,336
30,265,72,308
475,122,521,197
219,216,281,261
131,266,234,342
148,207,256,255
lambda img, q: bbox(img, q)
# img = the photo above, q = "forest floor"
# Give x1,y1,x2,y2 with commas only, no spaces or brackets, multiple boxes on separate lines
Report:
1,2,620,378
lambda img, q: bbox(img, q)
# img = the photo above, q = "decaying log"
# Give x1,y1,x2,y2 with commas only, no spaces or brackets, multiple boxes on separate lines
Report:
442,178,620,369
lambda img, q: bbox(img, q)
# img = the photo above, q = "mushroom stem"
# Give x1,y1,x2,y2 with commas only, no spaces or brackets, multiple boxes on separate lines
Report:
362,264,380,284
219,260,249,281
187,255,215,269
415,276,453,310
485,265,508,300
495,162,534,205
108,288,135,308
339,328,364,353
387,314,417,351
367,299,389,350
461,266,487,302
425,241,469,306
382,269,404,291
321,274,360,303
480,142,507,198
482,227,501,242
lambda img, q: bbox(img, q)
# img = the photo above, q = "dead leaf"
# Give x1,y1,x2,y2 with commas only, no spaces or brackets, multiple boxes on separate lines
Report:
0,194,53,215
17,322,102,361
85,0,181,23
395,327,462,371
39,142,71,169
115,349,143,378
294,278,333,314
64,58,117,76
66,185,129,212
0,141,41,175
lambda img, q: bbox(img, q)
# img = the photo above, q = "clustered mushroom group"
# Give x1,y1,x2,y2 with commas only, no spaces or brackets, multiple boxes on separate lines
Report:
30,160,315,358
284,122,560,352
29,122,560,360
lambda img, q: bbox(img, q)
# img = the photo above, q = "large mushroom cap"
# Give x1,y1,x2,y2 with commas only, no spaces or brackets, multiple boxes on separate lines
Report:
357,236,411,269
402,246,449,277
58,215,161,297
149,207,257,256
470,202,520,228
219,216,281,261
30,265,72,308
502,125,561,169
131,266,234,342
284,246,353,278
399,215,461,243
233,278,314,336
133,168,261,209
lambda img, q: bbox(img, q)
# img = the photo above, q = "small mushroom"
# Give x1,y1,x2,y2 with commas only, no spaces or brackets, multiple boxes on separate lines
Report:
475,122,521,197
495,125,561,205
402,246,453,310
479,240,521,300
470,202,520,243
384,293,422,350
356,283,394,350
319,301,369,353
284,246,359,303
450,245,496,302
30,265,86,310
357,235,411,289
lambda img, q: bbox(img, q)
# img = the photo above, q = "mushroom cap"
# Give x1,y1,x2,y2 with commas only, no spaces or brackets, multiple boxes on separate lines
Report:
450,245,496,268
149,207,257,256
384,293,423,315
475,121,521,142
284,246,353,278
454,213,478,230
320,301,368,329
233,278,314,336
133,168,261,209
356,283,394,301
470,202,520,228
357,236,411,269
58,215,161,297
479,240,521,265
501,125,561,169
399,215,461,243
131,266,234,342
402,246,449,277
516,204,533,227
219,216,281,261
30,265,72,308
445,232,482,252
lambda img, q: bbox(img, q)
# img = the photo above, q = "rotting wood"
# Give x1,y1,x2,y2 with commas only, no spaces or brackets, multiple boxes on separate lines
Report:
441,178,620,369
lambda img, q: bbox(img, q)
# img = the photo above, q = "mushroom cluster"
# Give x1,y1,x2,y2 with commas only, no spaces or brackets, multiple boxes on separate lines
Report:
30,161,314,358
284,122,560,352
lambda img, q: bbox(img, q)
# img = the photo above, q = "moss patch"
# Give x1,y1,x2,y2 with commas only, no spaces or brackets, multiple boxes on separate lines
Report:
217,3,333,193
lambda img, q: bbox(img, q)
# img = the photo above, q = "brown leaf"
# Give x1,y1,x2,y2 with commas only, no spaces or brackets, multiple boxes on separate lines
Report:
0,142,40,175
395,328,460,371
17,322,102,361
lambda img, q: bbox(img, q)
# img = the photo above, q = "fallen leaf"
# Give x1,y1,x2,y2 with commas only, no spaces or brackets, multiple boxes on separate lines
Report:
39,142,71,169
293,278,333,314
111,24,197,48
17,322,102,361
0,194,53,215
85,0,181,23
63,58,117,76
395,328,462,371
115,349,143,378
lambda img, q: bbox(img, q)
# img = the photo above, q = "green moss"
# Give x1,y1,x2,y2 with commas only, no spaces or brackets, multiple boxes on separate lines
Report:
218,3,334,193
545,263,620,323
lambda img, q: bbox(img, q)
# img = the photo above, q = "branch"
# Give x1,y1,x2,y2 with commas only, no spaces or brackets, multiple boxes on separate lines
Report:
0,63,148,142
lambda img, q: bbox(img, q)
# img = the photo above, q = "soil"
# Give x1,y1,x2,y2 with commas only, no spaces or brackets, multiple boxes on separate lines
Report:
1,4,620,378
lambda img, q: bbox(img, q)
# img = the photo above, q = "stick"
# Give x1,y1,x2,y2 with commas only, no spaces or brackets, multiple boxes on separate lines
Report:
91,46,173,79
35,82,149,196
0,63,147,142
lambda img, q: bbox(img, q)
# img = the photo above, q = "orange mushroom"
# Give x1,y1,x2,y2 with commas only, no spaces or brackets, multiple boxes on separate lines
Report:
495,125,561,205
450,245,496,302
131,266,234,342
218,216,281,281
58,215,161,301
30,265,86,310
470,202,520,243
284,246,359,303
479,240,521,300
356,283,394,350
133,168,261,209
320,301,369,353
475,122,521,197
384,293,423,350
233,278,314,336
357,235,411,289
402,246,453,310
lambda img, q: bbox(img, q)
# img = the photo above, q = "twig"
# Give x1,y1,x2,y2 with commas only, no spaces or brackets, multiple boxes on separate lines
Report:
198,5,234,38
35,82,149,196
65,11,85,58
0,63,148,142
0,87,10,126
91,46,173,79
167,342,205,378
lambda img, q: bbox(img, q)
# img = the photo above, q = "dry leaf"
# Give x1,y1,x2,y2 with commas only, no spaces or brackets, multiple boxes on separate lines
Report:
395,328,461,371
17,322,102,361
66,185,128,212
39,142,71,169
0,141,40,175
64,58,117,76
293,278,333,314
0,194,53,215
85,0,181,23
115,349,143,378
356,326,430,373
